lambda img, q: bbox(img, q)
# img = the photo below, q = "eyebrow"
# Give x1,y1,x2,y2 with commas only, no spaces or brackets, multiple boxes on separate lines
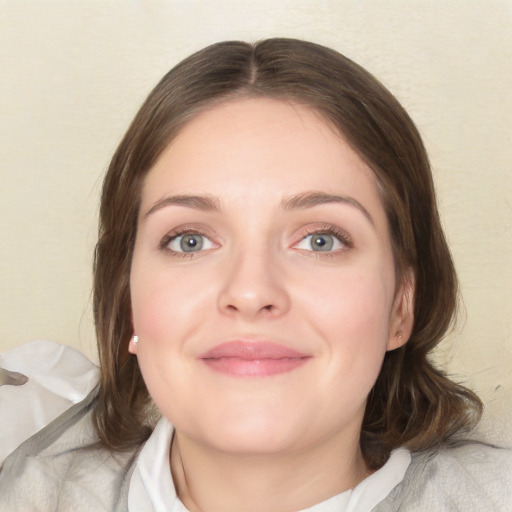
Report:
281,191,374,225
143,194,220,218
143,191,374,225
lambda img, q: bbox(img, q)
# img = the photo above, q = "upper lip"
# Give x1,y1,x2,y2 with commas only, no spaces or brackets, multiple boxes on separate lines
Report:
199,340,310,360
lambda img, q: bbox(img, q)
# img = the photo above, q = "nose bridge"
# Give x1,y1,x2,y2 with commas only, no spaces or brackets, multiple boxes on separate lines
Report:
218,236,289,318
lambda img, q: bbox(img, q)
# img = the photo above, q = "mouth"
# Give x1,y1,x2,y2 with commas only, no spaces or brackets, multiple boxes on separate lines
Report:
198,341,311,377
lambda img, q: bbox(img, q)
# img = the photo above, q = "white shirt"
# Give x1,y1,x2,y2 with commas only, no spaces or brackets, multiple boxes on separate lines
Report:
0,339,98,465
129,417,411,512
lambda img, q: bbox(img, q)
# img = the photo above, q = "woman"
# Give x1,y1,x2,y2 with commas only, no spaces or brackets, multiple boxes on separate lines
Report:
1,38,510,511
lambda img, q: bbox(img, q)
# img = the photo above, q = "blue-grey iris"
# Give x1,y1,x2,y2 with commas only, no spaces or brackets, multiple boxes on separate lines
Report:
180,234,203,252
311,234,333,251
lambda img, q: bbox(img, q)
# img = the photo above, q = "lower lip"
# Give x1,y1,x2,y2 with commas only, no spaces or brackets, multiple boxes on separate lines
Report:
201,356,309,377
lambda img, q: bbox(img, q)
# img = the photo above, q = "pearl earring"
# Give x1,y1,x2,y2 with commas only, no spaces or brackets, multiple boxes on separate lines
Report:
132,335,139,344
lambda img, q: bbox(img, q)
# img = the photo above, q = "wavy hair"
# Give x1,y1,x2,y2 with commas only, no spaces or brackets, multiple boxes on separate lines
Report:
92,38,482,468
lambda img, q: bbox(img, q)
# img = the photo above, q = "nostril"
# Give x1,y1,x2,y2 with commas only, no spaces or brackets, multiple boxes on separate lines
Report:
222,303,275,315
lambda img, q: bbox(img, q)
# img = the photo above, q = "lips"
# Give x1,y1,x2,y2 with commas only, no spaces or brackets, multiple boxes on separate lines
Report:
198,341,311,377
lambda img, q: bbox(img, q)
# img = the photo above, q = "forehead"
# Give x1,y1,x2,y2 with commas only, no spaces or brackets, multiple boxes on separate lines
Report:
141,97,383,220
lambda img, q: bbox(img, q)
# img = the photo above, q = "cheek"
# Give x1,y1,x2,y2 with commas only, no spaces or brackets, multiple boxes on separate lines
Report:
130,258,210,346
129,258,204,420
298,267,394,379
305,267,393,335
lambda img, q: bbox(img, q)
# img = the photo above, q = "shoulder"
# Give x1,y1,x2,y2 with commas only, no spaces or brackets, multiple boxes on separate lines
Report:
0,390,140,512
428,440,512,470
377,442,512,511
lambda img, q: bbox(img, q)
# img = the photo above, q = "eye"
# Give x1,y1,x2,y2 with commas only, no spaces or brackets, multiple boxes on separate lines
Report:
294,228,351,253
166,233,215,253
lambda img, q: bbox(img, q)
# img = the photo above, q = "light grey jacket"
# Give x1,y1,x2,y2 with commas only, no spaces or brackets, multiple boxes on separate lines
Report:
1,390,511,511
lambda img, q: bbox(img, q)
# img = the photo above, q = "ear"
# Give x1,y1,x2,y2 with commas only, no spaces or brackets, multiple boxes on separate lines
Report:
128,334,138,355
387,270,415,351
128,308,138,355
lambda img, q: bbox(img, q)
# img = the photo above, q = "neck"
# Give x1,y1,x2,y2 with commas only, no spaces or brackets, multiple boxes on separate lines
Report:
170,429,371,512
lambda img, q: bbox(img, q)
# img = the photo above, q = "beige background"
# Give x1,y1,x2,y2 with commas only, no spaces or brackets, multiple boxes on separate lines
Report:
1,1,511,443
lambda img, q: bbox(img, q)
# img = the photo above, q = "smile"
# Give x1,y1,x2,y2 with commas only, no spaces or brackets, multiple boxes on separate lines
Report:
198,341,311,377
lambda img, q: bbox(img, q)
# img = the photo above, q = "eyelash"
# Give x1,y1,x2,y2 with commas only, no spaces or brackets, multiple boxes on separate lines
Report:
296,225,353,255
158,224,353,258
159,226,214,258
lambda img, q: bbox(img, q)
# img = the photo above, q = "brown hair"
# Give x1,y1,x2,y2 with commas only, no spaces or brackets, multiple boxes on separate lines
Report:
93,38,482,468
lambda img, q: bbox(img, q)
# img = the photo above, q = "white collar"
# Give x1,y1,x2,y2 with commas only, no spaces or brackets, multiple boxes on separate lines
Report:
129,417,411,512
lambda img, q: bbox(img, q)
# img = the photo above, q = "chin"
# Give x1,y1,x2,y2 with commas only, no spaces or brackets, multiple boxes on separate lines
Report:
188,405,307,456
207,425,300,456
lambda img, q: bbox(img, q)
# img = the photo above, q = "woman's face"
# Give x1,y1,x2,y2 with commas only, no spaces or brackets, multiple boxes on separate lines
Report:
130,97,412,456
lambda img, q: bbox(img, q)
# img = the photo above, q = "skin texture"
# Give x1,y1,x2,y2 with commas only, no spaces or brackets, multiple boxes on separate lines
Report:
129,98,414,512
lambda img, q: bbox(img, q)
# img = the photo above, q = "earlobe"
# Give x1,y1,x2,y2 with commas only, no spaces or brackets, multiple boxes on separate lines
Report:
128,334,139,355
388,329,407,351
387,271,415,351
129,307,138,355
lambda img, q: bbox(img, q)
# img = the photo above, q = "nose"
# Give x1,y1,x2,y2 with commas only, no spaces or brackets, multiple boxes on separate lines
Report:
217,246,291,320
